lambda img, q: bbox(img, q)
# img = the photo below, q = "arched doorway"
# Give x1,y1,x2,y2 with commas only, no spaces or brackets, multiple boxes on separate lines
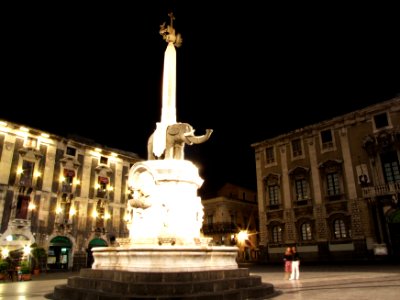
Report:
86,237,108,267
47,236,72,270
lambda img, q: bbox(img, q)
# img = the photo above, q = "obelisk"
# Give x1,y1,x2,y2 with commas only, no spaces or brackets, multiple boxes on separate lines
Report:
152,12,182,158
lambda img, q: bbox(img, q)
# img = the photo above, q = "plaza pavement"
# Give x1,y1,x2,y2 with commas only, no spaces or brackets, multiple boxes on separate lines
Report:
0,262,399,299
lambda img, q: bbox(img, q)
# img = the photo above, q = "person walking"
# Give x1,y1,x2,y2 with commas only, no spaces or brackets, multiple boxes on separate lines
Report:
289,246,300,280
283,247,292,280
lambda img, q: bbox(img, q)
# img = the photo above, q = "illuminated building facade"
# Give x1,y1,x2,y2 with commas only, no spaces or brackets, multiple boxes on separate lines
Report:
252,96,400,263
0,120,141,270
201,183,259,261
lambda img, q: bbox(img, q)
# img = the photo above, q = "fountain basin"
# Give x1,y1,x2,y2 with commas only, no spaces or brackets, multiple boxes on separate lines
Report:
92,245,239,272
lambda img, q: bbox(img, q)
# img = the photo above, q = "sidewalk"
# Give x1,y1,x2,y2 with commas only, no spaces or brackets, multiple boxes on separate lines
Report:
0,263,399,299
248,263,400,299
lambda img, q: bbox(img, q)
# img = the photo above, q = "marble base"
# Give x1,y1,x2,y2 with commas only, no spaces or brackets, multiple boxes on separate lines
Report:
92,245,239,272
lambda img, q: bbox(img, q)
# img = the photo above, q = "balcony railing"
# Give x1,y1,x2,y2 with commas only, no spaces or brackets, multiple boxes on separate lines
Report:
362,182,400,198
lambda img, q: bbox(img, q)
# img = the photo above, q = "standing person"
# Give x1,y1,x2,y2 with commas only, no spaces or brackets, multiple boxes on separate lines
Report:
283,247,292,280
289,246,300,280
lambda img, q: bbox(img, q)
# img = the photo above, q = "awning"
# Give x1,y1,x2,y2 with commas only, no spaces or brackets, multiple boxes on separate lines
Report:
89,238,108,247
50,236,72,247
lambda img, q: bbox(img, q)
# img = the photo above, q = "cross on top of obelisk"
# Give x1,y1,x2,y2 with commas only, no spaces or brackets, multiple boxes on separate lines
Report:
159,12,182,47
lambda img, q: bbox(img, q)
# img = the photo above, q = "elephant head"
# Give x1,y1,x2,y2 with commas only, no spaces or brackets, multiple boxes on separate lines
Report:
165,123,213,160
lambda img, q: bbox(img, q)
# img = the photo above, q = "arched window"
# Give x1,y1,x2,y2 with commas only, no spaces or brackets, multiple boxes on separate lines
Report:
333,219,347,239
300,222,312,241
271,225,282,243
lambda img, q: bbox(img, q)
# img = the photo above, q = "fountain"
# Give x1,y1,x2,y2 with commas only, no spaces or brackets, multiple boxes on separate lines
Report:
51,12,276,299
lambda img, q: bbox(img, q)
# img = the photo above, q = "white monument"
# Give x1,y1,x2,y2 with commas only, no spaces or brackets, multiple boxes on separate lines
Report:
52,14,276,299
91,12,238,272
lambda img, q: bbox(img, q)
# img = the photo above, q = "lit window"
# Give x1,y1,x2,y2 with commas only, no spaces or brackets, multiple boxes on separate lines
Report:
272,225,282,243
301,222,312,241
333,219,347,239
268,185,280,206
326,173,340,196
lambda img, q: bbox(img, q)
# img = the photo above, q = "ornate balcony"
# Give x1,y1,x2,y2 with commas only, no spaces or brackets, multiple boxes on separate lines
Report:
362,182,400,198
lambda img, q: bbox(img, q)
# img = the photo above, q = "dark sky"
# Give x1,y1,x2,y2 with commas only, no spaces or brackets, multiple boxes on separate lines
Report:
3,2,399,195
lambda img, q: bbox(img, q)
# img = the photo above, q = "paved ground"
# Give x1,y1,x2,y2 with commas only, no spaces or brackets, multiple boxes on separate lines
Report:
0,263,399,299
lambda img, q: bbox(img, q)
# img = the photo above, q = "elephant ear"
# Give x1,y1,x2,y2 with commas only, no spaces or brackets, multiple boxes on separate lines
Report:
168,125,180,136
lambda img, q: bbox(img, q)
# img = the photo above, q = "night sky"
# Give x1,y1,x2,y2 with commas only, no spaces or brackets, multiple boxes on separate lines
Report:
3,2,399,195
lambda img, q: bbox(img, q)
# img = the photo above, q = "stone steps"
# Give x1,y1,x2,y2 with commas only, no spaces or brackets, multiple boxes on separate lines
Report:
51,268,278,299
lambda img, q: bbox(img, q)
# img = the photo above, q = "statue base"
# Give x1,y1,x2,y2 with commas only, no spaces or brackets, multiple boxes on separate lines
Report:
91,245,239,272
51,267,279,299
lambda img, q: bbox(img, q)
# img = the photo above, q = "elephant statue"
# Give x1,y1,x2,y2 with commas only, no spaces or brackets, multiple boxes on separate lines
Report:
148,122,213,160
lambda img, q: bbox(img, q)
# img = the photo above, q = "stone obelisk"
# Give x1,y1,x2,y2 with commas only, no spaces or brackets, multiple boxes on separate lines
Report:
152,12,182,158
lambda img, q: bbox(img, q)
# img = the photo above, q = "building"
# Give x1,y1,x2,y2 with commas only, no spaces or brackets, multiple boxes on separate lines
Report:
201,183,259,261
252,96,400,263
0,120,141,270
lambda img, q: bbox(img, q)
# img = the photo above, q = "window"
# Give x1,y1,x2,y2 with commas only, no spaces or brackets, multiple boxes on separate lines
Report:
24,137,37,149
333,219,347,239
16,195,30,219
374,112,389,129
268,185,280,206
66,147,76,157
320,129,333,150
230,213,237,226
62,169,75,193
96,176,109,198
95,199,106,229
300,222,312,241
295,179,308,200
265,174,280,208
60,193,72,222
20,160,35,187
326,173,340,196
100,156,108,165
207,215,213,226
265,147,275,164
289,167,310,205
271,225,282,243
320,160,343,200
291,138,302,157
381,151,400,183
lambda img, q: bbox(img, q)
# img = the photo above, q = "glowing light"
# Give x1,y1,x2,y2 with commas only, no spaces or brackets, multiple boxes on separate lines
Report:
237,231,249,244
41,133,50,138
6,235,13,242
17,168,24,175
104,212,111,220
69,207,77,216
55,206,62,214
1,248,9,258
74,179,81,185
28,202,36,210
59,176,65,182
94,148,102,153
20,127,29,132
23,244,31,256
123,214,130,222
34,171,41,178
92,210,98,218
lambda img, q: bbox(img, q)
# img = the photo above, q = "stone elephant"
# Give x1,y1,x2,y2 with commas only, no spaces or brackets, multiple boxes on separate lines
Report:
148,122,213,160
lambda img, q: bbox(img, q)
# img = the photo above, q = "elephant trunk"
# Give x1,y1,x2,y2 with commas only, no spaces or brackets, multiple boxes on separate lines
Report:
185,129,213,144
